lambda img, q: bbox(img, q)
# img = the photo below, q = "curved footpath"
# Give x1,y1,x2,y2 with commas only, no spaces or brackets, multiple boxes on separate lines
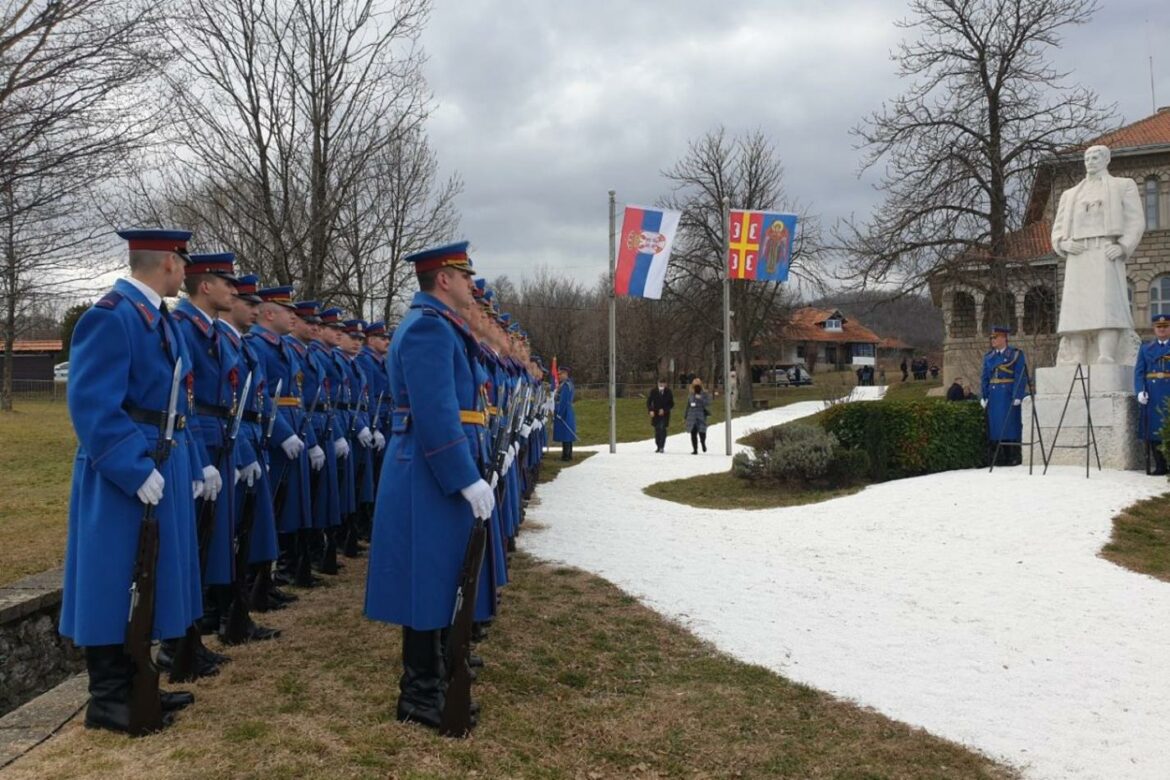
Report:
523,387,1170,780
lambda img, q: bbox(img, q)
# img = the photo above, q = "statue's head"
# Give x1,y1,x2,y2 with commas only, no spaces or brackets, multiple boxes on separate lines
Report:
1083,145,1111,175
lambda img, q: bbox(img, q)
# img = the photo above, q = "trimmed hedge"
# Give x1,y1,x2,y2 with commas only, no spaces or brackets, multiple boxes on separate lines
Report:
821,399,987,481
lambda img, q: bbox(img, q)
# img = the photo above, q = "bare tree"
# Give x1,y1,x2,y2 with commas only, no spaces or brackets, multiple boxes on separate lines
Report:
1,0,165,410
331,125,462,321
661,127,821,410
144,0,432,300
837,0,1113,323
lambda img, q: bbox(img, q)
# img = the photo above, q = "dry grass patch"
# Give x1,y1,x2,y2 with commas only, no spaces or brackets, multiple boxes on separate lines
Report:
8,547,1013,779
0,400,75,585
645,470,863,510
1101,492,1170,581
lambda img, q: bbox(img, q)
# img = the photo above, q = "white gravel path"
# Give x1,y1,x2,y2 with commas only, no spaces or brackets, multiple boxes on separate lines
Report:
523,387,1170,779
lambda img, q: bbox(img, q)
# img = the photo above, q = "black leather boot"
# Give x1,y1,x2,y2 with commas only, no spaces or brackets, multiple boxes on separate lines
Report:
84,644,133,732
342,510,362,558
396,627,445,729
293,530,318,586
318,528,340,575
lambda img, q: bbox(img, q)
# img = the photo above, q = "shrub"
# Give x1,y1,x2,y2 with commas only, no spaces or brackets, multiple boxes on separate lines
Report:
821,399,986,480
767,423,835,481
825,445,870,487
734,423,866,488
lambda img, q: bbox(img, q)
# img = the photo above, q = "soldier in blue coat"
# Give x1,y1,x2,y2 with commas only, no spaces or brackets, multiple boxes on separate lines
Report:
364,241,495,730
1135,313,1170,475
166,252,262,662
980,326,1029,467
61,229,203,733
217,275,295,614
553,365,577,461
354,321,390,553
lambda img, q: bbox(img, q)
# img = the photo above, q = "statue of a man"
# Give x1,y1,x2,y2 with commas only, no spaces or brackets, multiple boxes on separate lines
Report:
1051,144,1145,364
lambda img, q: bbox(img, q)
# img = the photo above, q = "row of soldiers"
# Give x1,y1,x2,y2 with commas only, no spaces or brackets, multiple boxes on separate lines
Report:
60,231,557,736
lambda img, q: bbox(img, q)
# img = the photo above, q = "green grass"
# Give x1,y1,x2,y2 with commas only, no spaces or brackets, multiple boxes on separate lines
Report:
0,400,75,585
1100,492,1170,581
884,378,944,401
645,470,863,510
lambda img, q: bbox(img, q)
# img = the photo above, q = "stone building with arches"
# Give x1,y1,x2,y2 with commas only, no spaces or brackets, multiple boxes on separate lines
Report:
931,107,1170,391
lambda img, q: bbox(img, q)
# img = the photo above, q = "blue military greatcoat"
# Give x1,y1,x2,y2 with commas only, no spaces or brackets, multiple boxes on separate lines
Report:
1135,339,1170,442
173,299,256,586
553,377,576,442
218,321,279,564
60,279,205,646
364,291,488,630
981,346,1029,442
245,325,312,533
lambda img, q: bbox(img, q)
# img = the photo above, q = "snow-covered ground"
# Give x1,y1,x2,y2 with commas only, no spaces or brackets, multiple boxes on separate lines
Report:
524,387,1170,779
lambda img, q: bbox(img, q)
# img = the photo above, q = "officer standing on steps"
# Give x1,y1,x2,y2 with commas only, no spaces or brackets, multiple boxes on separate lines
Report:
60,228,203,733
1135,313,1170,476
363,241,495,731
554,365,576,461
980,326,1029,467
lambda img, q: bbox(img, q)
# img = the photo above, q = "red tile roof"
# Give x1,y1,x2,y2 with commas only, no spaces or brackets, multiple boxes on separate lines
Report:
5,340,63,352
878,337,912,350
780,308,881,344
1004,220,1053,259
1090,108,1170,150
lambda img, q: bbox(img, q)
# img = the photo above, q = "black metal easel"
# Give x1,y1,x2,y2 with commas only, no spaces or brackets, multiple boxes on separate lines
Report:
989,369,1048,475
1042,363,1101,478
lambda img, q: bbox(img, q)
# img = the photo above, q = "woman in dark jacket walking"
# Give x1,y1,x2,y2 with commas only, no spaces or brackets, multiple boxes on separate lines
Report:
684,378,711,454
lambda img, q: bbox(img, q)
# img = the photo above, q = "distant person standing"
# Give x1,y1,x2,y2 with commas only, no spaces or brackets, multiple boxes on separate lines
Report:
646,378,674,453
900,357,908,382
684,378,711,454
554,366,577,461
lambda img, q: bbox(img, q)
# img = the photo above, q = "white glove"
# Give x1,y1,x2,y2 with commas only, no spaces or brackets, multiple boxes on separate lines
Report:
201,465,222,501
490,472,499,490
520,423,532,437
459,478,496,520
980,399,988,410
533,419,542,431
503,447,515,474
357,426,373,447
1012,399,1021,407
236,460,262,487
334,437,350,459
373,430,386,451
308,445,325,471
281,434,305,459
192,480,204,500
136,469,164,505
1138,390,1149,405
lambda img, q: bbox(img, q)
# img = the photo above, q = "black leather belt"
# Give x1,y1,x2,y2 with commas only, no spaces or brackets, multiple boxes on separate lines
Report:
336,402,354,411
194,402,232,419
126,405,186,430
242,409,262,424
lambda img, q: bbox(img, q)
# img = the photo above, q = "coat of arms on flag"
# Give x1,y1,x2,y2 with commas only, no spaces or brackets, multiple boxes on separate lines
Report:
614,205,681,300
728,210,798,282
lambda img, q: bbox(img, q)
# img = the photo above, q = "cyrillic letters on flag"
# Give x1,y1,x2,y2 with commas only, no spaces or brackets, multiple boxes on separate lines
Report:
727,210,798,282
614,205,681,300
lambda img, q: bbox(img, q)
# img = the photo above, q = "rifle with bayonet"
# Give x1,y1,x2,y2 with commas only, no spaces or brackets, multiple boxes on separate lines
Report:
125,357,184,736
221,371,260,645
270,382,322,520
439,386,522,738
249,380,281,612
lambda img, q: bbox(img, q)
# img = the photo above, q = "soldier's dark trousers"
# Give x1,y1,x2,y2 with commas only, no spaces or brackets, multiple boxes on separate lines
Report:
398,627,444,728
84,644,134,732
1149,444,1168,476
653,419,668,452
560,442,572,461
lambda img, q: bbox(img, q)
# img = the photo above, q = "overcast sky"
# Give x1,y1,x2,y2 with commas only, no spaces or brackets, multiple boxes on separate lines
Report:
416,0,1170,292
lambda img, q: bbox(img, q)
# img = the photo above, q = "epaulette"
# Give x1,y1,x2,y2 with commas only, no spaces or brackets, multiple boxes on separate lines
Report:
438,308,473,339
259,330,279,345
173,309,211,336
132,301,158,329
95,291,124,310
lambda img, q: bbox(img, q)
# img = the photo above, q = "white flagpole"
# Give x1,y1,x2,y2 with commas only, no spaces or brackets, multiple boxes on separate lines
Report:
608,190,617,454
722,196,733,456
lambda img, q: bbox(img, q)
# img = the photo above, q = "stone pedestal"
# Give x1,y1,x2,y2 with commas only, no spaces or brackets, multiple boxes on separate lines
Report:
1023,365,1142,470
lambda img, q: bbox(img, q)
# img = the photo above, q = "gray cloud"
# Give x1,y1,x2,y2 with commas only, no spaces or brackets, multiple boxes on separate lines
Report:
418,1,1170,287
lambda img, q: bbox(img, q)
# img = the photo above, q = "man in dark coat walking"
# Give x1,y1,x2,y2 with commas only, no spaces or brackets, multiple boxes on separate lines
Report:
646,378,674,453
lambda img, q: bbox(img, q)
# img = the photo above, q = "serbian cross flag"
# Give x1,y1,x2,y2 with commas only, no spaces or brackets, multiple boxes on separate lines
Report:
727,209,798,282
614,205,681,299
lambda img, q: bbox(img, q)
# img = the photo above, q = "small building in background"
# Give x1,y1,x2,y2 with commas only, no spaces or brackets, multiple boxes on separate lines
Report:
760,307,882,375
0,340,63,381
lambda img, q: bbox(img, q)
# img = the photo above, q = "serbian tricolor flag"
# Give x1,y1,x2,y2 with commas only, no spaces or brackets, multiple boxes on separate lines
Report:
728,210,798,282
614,205,681,300
550,356,559,389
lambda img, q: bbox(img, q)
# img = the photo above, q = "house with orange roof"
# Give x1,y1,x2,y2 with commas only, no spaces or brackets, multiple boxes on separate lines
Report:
930,106,1170,388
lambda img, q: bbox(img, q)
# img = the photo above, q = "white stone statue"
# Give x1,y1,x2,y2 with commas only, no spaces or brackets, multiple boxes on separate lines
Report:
1051,144,1146,365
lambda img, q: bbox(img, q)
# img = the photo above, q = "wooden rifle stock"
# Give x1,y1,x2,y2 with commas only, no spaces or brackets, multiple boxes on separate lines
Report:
124,502,163,736
221,487,258,644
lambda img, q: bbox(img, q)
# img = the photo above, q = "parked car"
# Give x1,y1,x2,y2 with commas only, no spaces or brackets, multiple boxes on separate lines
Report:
53,361,69,382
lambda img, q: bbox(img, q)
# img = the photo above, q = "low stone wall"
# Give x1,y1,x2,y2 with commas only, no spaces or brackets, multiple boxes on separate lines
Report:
0,569,84,718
